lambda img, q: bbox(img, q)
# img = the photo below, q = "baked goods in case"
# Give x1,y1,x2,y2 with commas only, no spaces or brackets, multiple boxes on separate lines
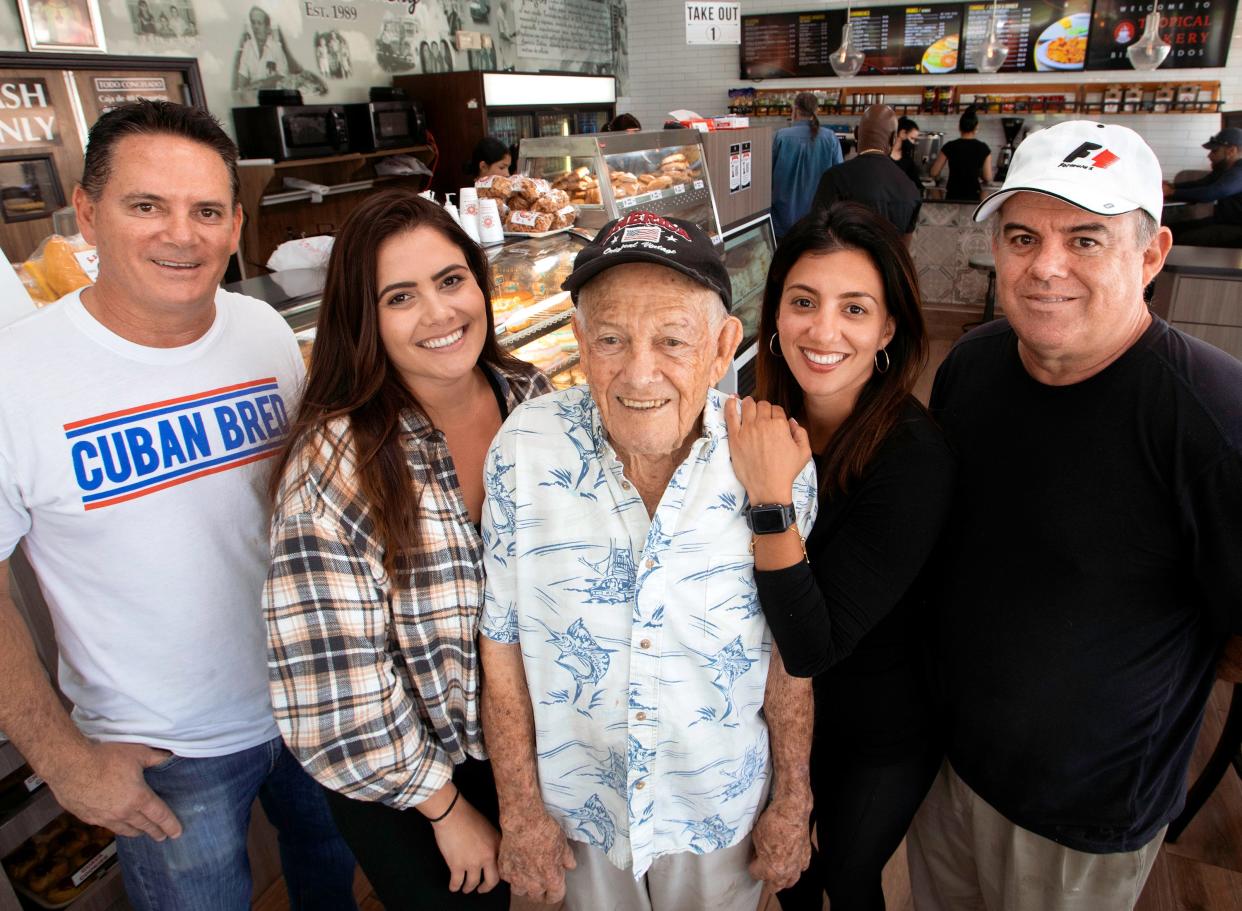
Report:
474,175,512,199
505,210,555,233
553,205,577,229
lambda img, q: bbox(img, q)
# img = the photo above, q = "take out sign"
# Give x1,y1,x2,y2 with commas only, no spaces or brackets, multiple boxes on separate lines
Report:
686,2,740,45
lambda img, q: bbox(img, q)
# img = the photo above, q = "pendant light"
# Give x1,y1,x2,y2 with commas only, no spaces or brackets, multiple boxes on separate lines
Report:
1127,1,1171,71
974,0,1009,74
830,0,865,79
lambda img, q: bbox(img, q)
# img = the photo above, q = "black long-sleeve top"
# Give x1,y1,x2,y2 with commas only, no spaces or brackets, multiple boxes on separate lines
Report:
754,398,956,759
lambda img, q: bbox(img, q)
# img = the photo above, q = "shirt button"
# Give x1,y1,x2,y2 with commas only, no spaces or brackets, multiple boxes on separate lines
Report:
645,559,655,569
640,638,651,649
622,480,631,490
635,780,645,790
636,711,647,721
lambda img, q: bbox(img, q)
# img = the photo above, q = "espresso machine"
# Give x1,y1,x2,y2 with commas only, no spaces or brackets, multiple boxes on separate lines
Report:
997,117,1025,182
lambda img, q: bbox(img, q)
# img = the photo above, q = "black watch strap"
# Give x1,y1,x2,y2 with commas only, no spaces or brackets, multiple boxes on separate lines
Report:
747,502,796,535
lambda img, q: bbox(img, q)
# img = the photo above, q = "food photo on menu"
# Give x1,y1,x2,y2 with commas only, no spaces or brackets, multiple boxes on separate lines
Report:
962,0,1091,73
847,5,964,75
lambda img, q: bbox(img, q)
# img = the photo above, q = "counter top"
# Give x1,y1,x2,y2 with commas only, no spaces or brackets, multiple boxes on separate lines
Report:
1161,246,1242,277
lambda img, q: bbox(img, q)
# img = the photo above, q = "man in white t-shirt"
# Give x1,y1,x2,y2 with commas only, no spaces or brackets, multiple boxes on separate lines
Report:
0,101,356,910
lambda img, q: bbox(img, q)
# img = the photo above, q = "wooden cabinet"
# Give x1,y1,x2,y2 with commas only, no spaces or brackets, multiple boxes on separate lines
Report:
236,145,433,277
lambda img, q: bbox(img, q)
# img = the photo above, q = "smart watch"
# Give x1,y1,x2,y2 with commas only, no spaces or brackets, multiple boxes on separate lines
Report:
746,503,796,535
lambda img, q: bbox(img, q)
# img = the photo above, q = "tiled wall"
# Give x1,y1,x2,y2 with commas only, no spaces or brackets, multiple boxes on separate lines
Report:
619,0,1242,179
914,202,996,310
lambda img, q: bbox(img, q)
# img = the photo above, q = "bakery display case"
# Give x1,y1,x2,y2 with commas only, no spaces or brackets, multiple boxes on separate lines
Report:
488,230,589,390
517,129,722,240
721,214,776,397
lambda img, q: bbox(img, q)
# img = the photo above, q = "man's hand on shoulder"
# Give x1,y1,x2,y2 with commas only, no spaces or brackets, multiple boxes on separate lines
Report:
44,741,182,841
496,807,576,904
748,792,812,892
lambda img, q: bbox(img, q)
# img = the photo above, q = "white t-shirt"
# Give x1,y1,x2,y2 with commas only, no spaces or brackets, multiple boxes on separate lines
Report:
0,288,305,757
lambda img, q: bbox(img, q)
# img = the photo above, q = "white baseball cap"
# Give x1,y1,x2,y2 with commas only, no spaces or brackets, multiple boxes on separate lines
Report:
974,120,1163,224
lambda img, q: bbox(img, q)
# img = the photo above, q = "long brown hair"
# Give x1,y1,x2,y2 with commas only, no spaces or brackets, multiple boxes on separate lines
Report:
269,189,524,579
756,202,928,496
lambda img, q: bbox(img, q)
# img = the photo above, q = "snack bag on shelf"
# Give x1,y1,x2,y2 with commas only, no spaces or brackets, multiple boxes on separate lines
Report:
17,234,96,306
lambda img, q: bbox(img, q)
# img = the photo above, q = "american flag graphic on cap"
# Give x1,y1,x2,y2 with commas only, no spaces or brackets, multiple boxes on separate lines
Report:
619,225,664,244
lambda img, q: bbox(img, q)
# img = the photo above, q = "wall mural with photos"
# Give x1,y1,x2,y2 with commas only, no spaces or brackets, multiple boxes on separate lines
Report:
0,0,628,141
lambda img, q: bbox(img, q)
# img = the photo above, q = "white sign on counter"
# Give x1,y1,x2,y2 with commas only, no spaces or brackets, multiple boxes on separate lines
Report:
686,2,740,45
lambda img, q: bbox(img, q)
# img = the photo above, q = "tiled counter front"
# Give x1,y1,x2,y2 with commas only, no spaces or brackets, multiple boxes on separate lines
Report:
912,200,994,310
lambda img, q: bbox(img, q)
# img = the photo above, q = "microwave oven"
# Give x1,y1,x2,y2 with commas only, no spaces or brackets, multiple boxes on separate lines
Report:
345,100,426,152
233,104,350,161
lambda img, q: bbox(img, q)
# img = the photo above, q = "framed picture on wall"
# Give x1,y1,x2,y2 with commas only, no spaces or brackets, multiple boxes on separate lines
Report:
17,0,107,54
0,154,66,224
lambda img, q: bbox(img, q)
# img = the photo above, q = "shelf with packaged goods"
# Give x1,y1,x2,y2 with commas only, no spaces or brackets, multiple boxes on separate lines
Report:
729,80,1224,117
0,787,57,859
237,144,434,277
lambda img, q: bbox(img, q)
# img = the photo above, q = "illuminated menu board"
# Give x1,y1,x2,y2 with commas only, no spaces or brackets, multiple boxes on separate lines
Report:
1086,0,1236,69
962,0,1092,73
741,11,846,78
853,5,964,75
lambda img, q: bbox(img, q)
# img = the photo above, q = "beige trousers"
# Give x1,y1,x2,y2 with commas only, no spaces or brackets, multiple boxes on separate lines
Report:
908,761,1165,911
562,835,764,911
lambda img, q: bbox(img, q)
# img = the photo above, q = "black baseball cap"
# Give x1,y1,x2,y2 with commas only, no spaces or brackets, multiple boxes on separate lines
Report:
563,212,733,312
1203,128,1242,149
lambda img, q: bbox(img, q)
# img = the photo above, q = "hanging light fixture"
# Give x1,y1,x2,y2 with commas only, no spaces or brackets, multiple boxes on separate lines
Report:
830,0,865,79
1127,0,1170,71
974,0,1009,74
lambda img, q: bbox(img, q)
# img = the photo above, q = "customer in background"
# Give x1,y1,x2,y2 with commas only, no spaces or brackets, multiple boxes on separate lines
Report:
913,120,1242,911
730,202,952,911
0,100,357,910
480,212,818,909
892,117,924,190
930,106,991,202
467,135,511,180
1163,127,1242,247
772,92,843,238
603,112,642,132
812,106,923,246
265,191,551,910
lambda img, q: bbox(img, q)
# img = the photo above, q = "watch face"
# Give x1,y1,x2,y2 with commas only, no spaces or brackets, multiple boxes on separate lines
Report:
750,505,792,534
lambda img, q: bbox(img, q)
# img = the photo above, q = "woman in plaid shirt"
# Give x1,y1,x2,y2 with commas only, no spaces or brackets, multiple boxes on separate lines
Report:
263,191,551,909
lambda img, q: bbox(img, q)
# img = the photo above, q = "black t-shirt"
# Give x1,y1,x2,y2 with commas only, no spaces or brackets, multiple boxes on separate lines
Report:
896,141,923,191
812,153,923,235
755,398,956,759
929,317,1242,853
940,138,991,201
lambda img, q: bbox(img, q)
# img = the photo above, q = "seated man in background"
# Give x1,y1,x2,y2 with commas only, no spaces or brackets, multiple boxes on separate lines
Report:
914,120,1242,911
479,212,818,910
813,105,923,247
1163,127,1242,247
0,100,355,910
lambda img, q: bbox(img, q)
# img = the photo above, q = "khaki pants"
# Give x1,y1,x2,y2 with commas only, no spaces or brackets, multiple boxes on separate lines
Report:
563,835,764,911
908,761,1164,911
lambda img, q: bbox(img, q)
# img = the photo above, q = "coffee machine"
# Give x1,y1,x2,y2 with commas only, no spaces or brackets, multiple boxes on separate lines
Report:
997,117,1025,182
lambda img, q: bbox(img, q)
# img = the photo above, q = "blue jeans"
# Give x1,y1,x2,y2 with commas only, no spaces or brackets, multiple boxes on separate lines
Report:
115,735,357,911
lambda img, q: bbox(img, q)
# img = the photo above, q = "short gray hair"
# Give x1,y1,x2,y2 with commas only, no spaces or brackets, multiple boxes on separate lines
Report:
988,205,1159,251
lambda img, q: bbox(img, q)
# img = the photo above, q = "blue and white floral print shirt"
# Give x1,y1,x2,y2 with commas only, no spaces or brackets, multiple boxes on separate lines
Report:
480,386,817,876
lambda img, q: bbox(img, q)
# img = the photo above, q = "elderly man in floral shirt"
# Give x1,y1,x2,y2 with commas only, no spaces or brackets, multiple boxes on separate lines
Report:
479,212,818,910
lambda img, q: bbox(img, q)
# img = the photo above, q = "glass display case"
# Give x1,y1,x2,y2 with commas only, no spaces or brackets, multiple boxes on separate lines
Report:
720,214,776,397
517,129,722,240
487,230,591,389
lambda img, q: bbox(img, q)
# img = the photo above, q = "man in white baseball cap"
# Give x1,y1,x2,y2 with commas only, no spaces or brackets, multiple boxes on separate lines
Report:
910,119,1242,911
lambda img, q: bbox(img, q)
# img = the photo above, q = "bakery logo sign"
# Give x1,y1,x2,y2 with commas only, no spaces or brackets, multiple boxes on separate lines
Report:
64,378,291,511
1060,142,1120,170
0,79,58,146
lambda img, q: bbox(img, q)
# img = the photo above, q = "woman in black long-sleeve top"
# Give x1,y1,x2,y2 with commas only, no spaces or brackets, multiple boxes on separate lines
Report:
725,203,955,911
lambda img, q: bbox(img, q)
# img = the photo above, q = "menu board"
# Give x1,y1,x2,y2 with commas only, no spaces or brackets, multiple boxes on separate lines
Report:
961,0,1092,73
853,5,964,75
1086,0,1236,69
740,11,845,78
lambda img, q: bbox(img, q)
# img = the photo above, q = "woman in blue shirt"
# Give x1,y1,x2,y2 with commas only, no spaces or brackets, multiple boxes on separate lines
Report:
772,92,843,238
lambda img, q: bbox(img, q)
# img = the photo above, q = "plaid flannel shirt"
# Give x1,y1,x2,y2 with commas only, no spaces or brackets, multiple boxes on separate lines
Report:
265,360,551,808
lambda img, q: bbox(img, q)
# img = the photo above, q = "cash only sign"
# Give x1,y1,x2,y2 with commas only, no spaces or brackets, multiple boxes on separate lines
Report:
686,2,741,45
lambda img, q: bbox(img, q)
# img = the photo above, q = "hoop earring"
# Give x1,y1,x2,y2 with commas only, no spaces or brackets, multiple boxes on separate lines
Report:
874,348,891,374
768,331,783,358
